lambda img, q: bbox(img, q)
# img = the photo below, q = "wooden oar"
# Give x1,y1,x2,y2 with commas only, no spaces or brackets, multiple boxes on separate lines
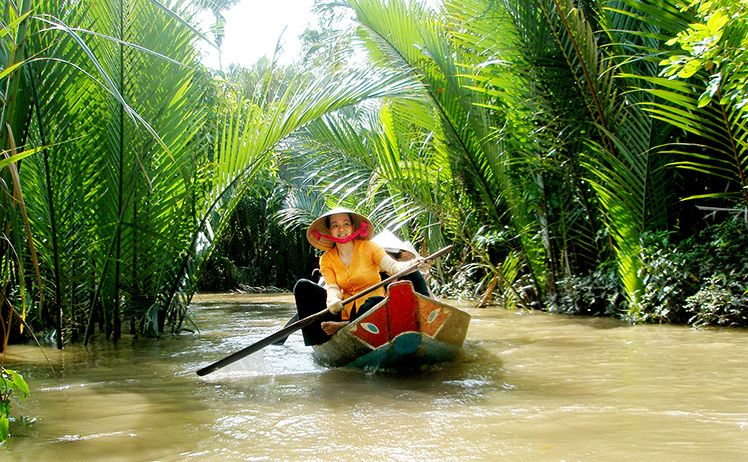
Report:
271,313,299,345
195,245,452,376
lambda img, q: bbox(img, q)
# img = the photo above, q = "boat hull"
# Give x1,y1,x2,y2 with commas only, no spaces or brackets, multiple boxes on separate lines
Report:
313,280,471,369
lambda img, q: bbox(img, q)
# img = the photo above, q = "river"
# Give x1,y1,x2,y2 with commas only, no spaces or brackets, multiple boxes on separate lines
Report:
2,293,748,461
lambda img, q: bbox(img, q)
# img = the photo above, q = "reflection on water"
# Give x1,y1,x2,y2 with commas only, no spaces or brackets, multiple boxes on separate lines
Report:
3,293,748,461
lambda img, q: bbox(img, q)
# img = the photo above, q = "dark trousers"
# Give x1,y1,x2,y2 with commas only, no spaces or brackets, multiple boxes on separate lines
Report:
293,278,383,346
377,271,430,297
397,271,430,297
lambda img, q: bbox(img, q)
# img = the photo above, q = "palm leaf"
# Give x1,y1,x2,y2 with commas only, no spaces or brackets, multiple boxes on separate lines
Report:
152,65,421,327
345,0,549,297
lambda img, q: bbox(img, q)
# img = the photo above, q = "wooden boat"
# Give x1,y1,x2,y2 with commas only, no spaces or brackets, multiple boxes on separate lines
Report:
313,280,471,369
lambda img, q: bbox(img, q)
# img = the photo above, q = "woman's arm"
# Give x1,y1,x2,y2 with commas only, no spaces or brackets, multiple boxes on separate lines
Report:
379,253,418,276
320,254,344,313
325,284,344,313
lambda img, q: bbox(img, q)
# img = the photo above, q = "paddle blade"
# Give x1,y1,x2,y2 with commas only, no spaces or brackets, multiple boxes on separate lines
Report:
271,313,299,346
195,309,326,376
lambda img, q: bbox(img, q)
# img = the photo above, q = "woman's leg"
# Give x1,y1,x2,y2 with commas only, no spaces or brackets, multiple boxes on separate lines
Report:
293,278,339,345
319,295,385,337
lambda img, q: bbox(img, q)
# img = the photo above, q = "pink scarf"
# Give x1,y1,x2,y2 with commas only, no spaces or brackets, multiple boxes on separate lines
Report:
313,221,371,245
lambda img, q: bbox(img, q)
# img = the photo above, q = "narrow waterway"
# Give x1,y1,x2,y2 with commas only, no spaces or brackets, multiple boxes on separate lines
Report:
3,293,748,461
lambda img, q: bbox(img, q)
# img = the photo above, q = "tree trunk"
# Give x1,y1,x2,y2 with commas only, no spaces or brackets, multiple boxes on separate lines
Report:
477,275,498,308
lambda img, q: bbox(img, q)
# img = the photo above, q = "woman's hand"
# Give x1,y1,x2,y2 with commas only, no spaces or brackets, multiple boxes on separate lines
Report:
416,257,431,274
326,298,344,314
325,285,344,313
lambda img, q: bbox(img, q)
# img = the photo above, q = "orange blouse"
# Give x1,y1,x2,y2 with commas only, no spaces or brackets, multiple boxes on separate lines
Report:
320,239,386,320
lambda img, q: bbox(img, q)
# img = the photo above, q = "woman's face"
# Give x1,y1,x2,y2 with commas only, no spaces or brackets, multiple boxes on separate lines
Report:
328,213,353,238
395,250,416,262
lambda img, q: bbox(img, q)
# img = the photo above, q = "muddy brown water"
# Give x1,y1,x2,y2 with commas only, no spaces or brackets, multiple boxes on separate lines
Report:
2,293,747,461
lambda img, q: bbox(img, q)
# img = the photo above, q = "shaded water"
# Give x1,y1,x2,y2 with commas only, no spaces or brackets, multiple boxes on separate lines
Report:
3,293,748,461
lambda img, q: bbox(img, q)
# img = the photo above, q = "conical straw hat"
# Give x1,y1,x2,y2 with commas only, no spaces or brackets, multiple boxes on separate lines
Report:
306,207,374,251
371,229,419,258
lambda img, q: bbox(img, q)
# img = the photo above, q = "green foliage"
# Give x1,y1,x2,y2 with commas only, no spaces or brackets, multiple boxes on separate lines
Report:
547,218,748,327
203,0,747,330
627,0,748,210
682,217,748,327
637,231,696,323
302,0,551,302
431,266,483,300
686,274,748,328
299,1,355,70
9,0,211,343
683,214,748,280
198,182,314,291
2,0,421,346
4,0,748,345
659,0,748,111
635,218,748,326
546,261,626,317
0,0,36,347
0,367,29,442
331,0,686,315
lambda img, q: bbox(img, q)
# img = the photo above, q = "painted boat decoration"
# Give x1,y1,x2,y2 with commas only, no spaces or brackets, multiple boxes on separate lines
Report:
313,280,471,369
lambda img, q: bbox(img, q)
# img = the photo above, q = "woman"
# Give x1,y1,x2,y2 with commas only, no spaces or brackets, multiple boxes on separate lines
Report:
294,208,422,345
371,229,433,297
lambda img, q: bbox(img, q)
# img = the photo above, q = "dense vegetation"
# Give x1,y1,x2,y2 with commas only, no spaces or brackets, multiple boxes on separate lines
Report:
2,0,747,357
